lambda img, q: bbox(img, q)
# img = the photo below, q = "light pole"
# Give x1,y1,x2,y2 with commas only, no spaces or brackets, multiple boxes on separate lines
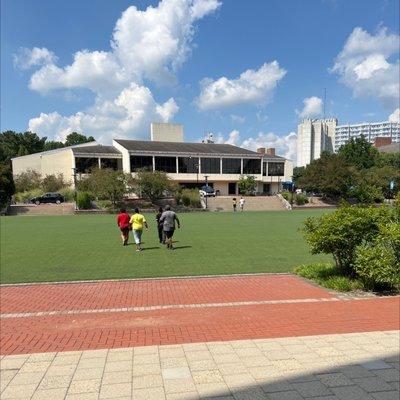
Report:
204,175,209,210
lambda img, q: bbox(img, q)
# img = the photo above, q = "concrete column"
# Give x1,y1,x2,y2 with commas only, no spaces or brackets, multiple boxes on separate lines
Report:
98,158,101,169
152,156,155,172
240,159,243,174
220,158,223,174
176,156,178,173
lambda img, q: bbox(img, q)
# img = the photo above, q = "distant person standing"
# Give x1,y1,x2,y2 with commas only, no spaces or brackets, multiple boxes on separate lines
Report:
239,197,245,211
129,208,148,252
117,208,130,246
232,198,237,212
159,205,180,250
156,207,165,244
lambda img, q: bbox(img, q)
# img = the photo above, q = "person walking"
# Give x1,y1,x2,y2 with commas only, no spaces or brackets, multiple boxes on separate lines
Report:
232,197,237,212
239,196,245,211
117,208,130,246
129,208,148,252
159,205,180,250
156,206,165,244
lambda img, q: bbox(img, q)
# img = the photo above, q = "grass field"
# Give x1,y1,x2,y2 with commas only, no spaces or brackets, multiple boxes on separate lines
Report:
0,210,331,284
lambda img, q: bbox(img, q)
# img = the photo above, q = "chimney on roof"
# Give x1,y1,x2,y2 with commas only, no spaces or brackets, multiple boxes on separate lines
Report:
266,148,276,156
257,147,266,154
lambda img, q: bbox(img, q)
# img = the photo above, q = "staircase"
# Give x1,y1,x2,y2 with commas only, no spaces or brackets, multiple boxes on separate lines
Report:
205,196,286,212
8,203,76,216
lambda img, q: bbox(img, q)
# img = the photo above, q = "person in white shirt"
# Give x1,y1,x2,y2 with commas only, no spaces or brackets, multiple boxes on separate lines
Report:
239,197,245,211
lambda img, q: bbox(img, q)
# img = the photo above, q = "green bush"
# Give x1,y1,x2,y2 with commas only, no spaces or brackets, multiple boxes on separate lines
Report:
295,193,309,205
303,205,392,275
13,189,43,203
294,263,363,292
76,192,93,210
281,191,291,201
181,189,201,208
14,169,42,192
41,173,66,192
58,187,75,202
355,222,400,289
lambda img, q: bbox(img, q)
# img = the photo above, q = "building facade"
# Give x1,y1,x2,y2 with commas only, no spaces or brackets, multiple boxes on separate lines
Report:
12,139,293,196
296,118,337,167
334,121,400,152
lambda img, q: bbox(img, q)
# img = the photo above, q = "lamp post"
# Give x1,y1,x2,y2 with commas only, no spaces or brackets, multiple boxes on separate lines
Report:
204,175,209,210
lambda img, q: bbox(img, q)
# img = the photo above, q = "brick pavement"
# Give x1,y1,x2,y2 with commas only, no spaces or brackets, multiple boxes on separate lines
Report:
1,274,399,356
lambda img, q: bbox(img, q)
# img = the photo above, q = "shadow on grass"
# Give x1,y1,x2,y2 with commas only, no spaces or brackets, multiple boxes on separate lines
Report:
172,245,192,250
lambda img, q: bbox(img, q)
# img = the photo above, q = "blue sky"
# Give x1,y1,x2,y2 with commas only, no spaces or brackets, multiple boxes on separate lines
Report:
1,0,399,160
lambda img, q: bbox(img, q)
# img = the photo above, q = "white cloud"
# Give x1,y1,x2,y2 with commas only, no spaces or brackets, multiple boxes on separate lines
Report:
215,130,297,162
13,47,57,70
296,96,323,119
196,61,286,110
23,0,220,141
28,83,179,143
230,114,245,123
389,108,400,123
331,26,400,108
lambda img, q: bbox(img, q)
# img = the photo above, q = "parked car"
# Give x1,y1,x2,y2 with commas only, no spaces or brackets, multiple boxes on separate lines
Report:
30,193,64,205
199,186,216,197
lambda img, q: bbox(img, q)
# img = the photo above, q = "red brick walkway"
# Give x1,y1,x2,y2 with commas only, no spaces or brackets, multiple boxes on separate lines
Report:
1,275,399,355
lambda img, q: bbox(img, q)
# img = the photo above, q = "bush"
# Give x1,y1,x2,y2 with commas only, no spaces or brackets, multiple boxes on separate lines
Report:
41,173,66,192
58,187,75,202
303,205,392,275
76,192,93,209
14,169,42,192
295,193,309,205
181,189,201,208
13,188,43,203
294,263,363,292
281,191,291,201
355,222,400,289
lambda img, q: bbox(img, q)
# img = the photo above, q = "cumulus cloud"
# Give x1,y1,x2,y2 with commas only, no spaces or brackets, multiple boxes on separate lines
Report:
28,83,179,142
389,108,400,123
196,61,286,110
13,47,57,70
331,26,400,108
215,130,297,162
21,0,220,141
296,96,323,119
230,114,245,124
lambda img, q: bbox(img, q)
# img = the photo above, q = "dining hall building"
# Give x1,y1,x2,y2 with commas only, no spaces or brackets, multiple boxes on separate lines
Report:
12,123,293,196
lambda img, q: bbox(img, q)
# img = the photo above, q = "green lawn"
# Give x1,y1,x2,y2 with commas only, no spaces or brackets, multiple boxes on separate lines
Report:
0,211,331,284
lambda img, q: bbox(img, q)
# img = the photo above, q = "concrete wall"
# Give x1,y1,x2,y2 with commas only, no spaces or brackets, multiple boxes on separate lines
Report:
12,153,42,176
41,149,74,184
113,140,131,173
150,123,184,142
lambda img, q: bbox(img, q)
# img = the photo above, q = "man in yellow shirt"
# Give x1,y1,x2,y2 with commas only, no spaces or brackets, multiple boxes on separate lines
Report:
129,208,148,252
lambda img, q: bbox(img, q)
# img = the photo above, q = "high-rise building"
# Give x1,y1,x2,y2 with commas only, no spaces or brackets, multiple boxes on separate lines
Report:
296,118,337,167
334,121,400,152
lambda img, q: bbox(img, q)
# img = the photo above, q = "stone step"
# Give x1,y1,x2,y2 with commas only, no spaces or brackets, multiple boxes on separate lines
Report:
8,203,75,216
205,196,286,211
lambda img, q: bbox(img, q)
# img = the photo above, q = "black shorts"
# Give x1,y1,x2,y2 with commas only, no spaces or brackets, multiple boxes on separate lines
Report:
164,229,175,239
120,227,130,235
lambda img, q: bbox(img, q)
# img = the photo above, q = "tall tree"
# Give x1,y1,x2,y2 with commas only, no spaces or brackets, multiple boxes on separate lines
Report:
65,132,95,147
0,164,15,207
44,141,65,151
338,136,379,169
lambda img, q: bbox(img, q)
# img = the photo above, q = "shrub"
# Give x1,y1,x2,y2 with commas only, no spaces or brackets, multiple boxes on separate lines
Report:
41,173,66,192
302,205,392,275
134,170,174,203
58,187,75,202
355,222,400,289
76,192,93,209
14,169,42,192
13,188,42,203
281,191,291,201
295,193,309,205
181,189,201,208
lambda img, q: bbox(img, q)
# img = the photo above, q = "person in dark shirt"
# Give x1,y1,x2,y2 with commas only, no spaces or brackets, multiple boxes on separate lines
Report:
156,207,165,244
117,208,130,246
159,205,181,250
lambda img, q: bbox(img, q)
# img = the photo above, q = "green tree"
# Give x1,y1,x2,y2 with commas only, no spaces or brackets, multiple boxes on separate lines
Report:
338,136,379,169
133,170,174,203
0,131,46,164
44,141,65,151
65,132,95,147
41,174,66,192
14,169,42,192
292,166,305,185
238,175,256,195
0,164,15,207
297,153,353,198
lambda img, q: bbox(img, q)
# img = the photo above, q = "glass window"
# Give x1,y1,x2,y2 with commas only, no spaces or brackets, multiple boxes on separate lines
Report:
100,158,119,171
155,156,176,173
130,156,153,172
75,157,98,173
178,157,199,173
262,162,267,176
268,162,285,176
201,158,220,174
243,159,261,174
222,158,241,174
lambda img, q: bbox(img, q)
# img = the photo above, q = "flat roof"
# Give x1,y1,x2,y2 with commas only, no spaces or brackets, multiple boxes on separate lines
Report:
113,139,278,157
